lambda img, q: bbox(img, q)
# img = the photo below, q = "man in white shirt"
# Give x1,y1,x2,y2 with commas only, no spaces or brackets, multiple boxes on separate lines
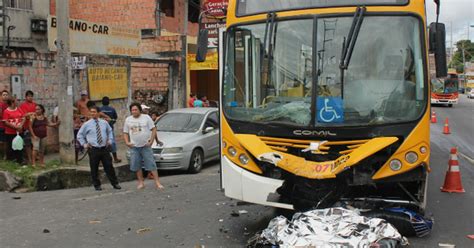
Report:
123,103,164,189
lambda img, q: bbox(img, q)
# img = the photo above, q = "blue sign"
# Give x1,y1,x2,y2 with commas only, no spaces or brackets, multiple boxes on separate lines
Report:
317,97,344,123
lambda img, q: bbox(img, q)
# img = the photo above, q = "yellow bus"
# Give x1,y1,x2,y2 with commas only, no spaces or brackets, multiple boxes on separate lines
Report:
201,0,447,230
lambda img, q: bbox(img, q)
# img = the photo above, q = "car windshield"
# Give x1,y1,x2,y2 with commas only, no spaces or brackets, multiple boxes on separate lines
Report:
156,113,204,132
223,16,426,127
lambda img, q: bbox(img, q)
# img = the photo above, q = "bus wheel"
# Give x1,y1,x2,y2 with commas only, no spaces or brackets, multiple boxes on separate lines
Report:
188,149,203,174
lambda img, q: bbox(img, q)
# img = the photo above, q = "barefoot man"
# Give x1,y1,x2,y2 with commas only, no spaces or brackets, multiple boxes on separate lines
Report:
123,103,164,189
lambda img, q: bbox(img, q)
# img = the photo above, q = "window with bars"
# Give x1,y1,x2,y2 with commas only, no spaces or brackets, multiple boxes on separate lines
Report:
5,0,32,10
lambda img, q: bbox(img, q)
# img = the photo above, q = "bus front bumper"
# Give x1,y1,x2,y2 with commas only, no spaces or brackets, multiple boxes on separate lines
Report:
221,156,294,210
431,99,458,104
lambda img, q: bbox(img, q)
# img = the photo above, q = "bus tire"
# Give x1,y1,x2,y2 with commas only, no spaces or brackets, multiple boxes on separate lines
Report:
188,149,203,174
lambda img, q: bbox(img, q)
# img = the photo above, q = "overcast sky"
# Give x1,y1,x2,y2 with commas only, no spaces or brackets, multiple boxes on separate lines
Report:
425,0,474,47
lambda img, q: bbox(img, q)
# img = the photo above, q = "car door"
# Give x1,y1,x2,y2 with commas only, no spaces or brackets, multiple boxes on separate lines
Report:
201,111,220,160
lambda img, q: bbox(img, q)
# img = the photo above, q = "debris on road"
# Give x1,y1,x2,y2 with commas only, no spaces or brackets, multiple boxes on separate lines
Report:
248,208,408,247
230,210,240,217
467,234,474,240
42,229,50,233
238,210,249,215
12,196,21,200
89,220,102,224
438,243,456,247
136,227,152,234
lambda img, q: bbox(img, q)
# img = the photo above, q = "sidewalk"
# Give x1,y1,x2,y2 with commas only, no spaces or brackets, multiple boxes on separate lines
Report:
35,140,135,191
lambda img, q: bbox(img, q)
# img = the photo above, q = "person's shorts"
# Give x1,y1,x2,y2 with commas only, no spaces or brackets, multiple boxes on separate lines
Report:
0,128,5,142
129,146,157,172
32,137,46,153
23,131,32,146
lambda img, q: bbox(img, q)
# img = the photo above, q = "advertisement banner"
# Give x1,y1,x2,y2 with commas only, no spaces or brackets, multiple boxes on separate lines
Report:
48,16,140,57
88,67,128,100
203,0,229,18
188,52,218,70
200,22,226,48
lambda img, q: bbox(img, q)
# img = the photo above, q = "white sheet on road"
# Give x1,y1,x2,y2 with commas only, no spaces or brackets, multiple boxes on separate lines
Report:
253,208,408,247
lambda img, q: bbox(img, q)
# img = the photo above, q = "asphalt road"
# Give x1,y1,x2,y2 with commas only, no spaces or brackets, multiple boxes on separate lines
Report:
0,96,473,248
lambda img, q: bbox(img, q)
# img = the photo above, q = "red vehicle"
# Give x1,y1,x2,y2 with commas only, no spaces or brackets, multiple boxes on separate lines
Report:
431,73,459,107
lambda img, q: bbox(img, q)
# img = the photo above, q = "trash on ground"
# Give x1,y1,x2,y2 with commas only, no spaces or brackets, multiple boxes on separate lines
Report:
89,220,102,224
231,211,240,217
238,210,248,215
467,234,474,240
42,228,50,233
248,208,409,247
12,196,21,200
136,227,152,234
438,243,456,248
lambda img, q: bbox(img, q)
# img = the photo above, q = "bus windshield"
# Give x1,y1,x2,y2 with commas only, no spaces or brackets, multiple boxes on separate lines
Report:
431,78,458,94
223,16,426,127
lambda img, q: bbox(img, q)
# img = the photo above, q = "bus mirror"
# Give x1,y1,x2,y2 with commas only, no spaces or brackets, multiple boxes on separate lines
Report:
429,22,447,78
196,29,209,62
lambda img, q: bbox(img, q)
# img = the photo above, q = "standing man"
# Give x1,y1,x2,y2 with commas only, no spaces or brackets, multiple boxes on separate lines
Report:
123,103,164,190
77,106,121,191
76,90,90,118
100,96,121,163
19,90,37,165
0,90,10,160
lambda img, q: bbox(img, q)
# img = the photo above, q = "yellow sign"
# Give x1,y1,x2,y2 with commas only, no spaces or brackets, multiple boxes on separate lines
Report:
88,67,128,101
48,16,141,56
188,52,218,70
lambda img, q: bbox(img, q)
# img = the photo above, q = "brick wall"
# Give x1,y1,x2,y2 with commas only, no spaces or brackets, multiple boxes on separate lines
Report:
50,0,198,36
0,50,60,152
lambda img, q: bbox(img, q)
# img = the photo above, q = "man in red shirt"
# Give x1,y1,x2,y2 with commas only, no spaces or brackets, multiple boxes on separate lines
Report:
0,90,10,159
19,90,37,165
3,97,26,164
188,93,196,108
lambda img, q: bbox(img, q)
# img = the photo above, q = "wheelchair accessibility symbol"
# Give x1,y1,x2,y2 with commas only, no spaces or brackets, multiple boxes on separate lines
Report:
317,97,344,123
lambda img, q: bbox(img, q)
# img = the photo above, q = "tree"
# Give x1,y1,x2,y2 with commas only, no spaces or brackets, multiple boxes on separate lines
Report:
449,40,474,73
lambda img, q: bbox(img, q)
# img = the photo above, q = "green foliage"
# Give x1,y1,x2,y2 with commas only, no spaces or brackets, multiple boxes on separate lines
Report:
0,159,62,190
450,40,474,73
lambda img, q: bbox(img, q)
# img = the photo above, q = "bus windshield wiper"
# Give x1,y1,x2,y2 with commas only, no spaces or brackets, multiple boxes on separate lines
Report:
262,12,277,92
339,6,366,98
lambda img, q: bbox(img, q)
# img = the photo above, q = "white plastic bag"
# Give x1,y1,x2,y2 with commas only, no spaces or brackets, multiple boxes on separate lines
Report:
12,132,24,150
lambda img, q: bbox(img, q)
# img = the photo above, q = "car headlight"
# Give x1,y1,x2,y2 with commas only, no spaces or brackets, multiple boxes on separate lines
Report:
162,147,183,154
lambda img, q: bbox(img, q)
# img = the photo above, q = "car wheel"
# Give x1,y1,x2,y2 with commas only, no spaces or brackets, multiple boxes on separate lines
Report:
188,149,203,174
448,104,453,107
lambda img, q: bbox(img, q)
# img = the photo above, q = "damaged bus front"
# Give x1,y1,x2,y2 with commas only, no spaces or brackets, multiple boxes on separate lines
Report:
215,0,447,235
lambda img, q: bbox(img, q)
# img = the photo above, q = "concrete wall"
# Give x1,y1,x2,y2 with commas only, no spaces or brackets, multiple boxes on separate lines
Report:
0,0,50,49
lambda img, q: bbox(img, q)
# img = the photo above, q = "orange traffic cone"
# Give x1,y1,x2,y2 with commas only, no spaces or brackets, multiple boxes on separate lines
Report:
443,118,451,134
440,147,465,193
431,111,437,123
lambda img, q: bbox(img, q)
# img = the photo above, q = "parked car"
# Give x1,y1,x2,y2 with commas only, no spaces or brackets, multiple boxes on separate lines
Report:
127,107,219,173
468,89,474,99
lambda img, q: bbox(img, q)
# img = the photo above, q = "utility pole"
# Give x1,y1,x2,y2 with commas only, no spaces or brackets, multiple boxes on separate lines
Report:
179,0,188,109
56,0,75,164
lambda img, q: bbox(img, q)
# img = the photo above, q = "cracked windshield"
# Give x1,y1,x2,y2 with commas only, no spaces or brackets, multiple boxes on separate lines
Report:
223,16,426,126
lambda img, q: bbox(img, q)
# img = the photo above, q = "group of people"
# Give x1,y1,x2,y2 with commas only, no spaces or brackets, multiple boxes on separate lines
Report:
188,93,210,108
0,90,59,167
74,92,164,191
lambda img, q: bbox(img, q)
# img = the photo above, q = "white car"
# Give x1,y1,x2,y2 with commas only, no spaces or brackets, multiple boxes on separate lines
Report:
468,89,474,99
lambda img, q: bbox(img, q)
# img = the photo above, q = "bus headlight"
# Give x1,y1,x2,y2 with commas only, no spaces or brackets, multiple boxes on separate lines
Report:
239,154,250,165
389,159,402,171
405,152,418,164
228,146,237,157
